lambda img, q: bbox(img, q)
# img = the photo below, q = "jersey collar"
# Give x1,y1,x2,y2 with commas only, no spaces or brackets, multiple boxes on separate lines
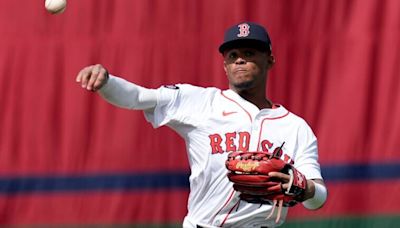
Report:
223,89,290,119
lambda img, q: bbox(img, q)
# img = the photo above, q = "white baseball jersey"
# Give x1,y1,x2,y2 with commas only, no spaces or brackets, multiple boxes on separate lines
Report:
142,84,323,228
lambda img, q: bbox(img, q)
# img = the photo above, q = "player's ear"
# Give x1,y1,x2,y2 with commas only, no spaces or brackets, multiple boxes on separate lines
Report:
266,55,275,69
223,61,228,75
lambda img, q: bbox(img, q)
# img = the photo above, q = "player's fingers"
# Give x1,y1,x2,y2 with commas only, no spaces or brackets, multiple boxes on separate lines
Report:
281,183,289,191
75,68,82,82
92,68,109,91
86,66,101,91
76,67,86,83
268,172,290,182
76,66,94,88
266,184,282,193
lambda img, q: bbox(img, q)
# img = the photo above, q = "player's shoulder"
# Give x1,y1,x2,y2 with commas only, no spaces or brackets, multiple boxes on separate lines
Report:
165,83,221,97
174,83,220,91
281,106,313,127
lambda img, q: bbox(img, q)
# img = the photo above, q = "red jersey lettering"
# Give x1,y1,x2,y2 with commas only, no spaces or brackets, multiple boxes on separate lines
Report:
225,132,237,152
238,132,250,152
261,139,273,152
208,131,251,154
209,134,223,154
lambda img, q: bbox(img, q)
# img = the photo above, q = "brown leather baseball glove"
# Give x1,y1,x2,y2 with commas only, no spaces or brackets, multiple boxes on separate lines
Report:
225,143,307,222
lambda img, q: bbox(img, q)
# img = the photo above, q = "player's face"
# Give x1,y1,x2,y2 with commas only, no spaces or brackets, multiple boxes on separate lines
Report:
223,48,274,91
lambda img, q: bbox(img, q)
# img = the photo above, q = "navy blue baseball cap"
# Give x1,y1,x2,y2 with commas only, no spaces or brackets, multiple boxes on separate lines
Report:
219,22,272,53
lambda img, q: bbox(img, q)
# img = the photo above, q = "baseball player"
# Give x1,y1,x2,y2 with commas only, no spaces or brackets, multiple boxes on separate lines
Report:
76,22,327,227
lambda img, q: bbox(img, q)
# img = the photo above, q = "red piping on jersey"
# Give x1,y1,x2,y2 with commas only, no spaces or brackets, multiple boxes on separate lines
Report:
210,189,235,225
256,111,290,151
221,91,253,122
219,199,241,227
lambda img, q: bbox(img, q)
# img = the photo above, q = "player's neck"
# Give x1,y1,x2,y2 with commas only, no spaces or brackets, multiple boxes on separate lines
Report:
235,87,273,110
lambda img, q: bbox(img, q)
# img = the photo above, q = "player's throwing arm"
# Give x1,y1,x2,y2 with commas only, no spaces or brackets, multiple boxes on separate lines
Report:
75,64,157,110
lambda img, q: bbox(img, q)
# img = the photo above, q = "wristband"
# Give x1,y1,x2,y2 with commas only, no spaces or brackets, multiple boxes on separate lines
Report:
302,182,327,210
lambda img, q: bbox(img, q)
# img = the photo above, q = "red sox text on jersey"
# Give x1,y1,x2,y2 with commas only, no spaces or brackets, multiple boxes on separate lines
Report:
209,131,292,163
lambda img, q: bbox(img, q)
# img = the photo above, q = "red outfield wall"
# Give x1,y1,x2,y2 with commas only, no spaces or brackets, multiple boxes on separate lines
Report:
0,0,400,226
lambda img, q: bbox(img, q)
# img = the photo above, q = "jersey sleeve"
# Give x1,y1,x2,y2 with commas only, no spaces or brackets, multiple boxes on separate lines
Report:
144,84,214,128
293,121,323,180
98,75,157,110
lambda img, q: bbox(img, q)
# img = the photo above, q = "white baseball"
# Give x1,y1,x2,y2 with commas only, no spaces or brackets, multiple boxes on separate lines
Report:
45,0,67,14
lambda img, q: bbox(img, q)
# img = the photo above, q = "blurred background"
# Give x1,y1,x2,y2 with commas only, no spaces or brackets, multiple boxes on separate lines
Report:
1,0,400,227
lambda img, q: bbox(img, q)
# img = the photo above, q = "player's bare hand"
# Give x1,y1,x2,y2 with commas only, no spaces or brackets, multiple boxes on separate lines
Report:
268,171,317,201
268,171,291,189
76,64,109,91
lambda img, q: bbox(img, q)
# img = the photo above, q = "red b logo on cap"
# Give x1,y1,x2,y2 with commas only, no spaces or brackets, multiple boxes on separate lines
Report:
237,23,250,37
